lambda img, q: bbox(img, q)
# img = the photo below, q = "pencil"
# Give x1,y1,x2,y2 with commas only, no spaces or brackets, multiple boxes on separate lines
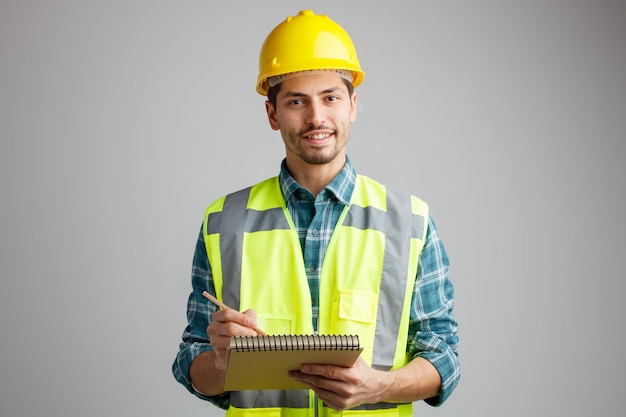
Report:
201,290,229,310
201,290,267,336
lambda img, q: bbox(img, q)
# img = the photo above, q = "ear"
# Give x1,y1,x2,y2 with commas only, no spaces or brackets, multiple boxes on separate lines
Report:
265,101,280,131
350,92,358,123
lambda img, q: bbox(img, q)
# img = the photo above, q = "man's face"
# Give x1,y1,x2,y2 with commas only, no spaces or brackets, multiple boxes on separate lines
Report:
265,73,357,167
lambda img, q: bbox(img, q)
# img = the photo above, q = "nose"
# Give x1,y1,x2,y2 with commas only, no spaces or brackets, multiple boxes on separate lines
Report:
305,101,326,127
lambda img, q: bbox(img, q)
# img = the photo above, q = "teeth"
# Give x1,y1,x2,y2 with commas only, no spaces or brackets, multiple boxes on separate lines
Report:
306,133,331,139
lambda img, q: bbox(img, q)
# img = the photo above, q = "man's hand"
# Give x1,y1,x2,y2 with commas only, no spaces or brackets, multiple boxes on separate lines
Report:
288,357,388,411
190,308,260,395
288,356,442,411
206,308,260,370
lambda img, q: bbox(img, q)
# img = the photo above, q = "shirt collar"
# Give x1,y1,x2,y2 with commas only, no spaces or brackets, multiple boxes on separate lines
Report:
279,156,356,205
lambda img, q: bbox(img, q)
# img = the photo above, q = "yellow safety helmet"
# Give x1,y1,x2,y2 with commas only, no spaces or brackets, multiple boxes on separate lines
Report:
256,10,365,95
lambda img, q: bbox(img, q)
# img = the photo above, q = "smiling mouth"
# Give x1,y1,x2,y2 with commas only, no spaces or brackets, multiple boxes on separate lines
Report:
303,132,333,140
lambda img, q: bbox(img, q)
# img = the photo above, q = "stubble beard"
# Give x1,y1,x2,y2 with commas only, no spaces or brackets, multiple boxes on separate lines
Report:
285,126,348,165
294,144,341,165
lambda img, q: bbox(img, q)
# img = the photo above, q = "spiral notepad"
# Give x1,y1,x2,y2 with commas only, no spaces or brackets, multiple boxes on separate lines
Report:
230,334,361,352
224,334,363,391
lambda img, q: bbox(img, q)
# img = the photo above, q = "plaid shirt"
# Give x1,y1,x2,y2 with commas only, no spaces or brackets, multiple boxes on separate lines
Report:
173,157,460,409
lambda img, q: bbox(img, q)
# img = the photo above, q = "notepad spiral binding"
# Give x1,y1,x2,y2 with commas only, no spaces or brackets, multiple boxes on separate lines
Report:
230,334,360,352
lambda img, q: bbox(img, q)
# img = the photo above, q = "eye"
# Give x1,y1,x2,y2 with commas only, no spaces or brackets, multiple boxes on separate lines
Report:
326,95,339,102
288,99,304,105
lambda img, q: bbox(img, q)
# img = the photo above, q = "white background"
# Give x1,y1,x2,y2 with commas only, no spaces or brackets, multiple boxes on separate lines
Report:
1,1,625,416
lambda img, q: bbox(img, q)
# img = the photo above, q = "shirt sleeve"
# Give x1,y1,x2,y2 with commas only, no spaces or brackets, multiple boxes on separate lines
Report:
171,227,230,410
407,215,460,406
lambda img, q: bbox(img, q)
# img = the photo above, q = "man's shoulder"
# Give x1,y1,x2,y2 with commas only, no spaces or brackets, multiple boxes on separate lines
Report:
205,176,281,212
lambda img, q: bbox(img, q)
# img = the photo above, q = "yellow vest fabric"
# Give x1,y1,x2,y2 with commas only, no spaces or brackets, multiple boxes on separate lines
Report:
203,175,428,417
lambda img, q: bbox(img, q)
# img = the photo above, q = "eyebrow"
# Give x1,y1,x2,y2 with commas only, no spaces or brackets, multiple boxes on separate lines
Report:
281,86,344,99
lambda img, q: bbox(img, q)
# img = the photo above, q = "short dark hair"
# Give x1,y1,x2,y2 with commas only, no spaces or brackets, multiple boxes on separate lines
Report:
267,78,355,109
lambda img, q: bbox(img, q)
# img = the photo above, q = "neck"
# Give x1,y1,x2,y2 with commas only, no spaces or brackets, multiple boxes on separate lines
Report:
285,155,346,196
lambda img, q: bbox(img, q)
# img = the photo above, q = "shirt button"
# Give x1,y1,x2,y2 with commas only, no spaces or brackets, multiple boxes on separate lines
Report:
309,265,316,272
311,229,318,235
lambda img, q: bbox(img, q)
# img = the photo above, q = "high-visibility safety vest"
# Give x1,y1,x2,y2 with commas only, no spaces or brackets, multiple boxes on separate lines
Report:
203,174,429,417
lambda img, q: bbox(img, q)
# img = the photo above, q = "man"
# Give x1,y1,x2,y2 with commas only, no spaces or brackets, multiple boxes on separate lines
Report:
173,10,460,416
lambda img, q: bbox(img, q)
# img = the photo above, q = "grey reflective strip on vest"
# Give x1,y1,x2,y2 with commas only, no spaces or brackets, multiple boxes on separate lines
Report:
217,188,250,310
342,204,387,231
345,402,403,411
231,389,310,409
343,187,425,370
232,390,406,410
213,187,291,310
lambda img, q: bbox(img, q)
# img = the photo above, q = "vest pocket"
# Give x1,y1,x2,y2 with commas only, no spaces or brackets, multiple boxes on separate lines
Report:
338,290,377,323
255,314,296,335
328,290,378,362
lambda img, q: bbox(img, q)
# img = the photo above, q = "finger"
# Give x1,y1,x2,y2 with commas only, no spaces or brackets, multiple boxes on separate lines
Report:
242,309,267,335
289,376,351,411
290,369,342,390
241,309,259,328
210,308,264,339
300,364,347,381
217,308,257,330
